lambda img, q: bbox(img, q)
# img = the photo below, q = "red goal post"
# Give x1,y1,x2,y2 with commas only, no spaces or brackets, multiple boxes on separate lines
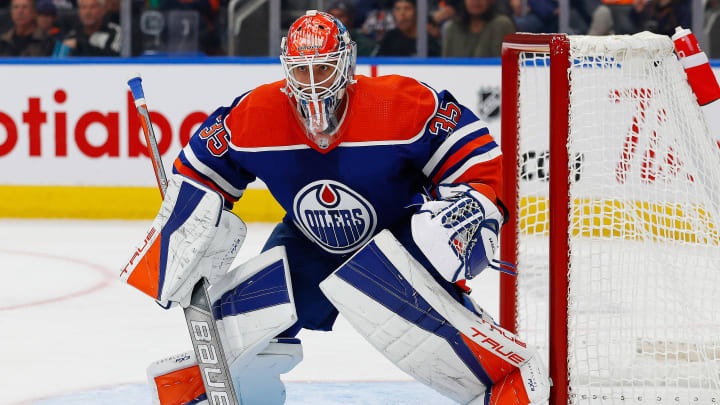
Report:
499,32,720,405
500,33,572,405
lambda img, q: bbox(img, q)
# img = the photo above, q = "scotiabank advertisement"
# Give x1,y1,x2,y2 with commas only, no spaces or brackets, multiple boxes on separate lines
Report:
0,63,281,187
1,60,718,190
0,61,503,188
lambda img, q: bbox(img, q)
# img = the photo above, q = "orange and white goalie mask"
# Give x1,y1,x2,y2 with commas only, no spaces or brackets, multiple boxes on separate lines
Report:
280,10,357,150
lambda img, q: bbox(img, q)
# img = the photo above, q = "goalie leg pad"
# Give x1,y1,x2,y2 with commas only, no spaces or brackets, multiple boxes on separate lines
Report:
120,173,247,307
147,339,302,405
476,354,551,405
147,248,301,405
320,230,548,405
147,351,207,405
209,246,298,370
232,338,303,405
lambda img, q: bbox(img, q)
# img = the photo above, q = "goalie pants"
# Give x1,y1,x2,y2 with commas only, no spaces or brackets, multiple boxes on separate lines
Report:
262,215,466,337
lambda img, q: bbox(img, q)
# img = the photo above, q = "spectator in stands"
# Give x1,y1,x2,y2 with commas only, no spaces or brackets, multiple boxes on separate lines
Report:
707,0,720,58
512,0,592,33
0,0,54,56
588,0,640,34
428,0,459,36
376,0,441,56
62,0,121,55
328,0,377,56
361,0,396,44
442,0,514,57
36,0,61,40
629,0,690,36
35,0,67,55
512,0,556,32
104,0,119,23
353,0,377,28
159,0,222,55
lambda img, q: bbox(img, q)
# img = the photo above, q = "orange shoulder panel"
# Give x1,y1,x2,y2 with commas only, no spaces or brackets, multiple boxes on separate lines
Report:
226,76,438,148
344,75,438,143
226,80,307,148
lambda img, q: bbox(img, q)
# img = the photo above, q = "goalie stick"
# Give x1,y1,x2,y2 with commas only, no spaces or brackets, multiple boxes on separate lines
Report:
127,74,240,405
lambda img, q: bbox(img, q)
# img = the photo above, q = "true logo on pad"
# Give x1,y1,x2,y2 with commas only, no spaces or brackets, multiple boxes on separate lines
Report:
293,180,377,254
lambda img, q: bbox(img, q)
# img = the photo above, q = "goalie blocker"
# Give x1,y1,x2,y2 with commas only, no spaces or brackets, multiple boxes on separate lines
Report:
120,174,246,308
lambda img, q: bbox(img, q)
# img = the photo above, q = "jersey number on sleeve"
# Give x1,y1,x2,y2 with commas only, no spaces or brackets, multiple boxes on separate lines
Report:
428,101,461,136
199,116,230,157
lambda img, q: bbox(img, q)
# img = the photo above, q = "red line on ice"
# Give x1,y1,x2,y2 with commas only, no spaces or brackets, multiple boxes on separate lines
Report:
0,248,115,311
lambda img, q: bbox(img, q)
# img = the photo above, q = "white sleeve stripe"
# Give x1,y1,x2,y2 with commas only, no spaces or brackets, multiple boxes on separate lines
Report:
422,120,489,177
416,81,440,144
230,144,311,152
183,145,245,198
223,91,250,152
437,146,501,184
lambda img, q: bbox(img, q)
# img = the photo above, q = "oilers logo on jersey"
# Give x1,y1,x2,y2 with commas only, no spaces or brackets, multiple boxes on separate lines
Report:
293,180,377,254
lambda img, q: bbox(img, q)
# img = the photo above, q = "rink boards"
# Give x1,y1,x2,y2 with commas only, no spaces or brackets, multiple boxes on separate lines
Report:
1,58,719,221
0,58,504,220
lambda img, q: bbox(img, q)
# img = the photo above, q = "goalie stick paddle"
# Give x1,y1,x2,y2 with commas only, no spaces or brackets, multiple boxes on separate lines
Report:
127,74,240,405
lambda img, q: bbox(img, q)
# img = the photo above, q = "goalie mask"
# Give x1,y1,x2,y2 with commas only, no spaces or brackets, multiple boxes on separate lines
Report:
280,10,357,150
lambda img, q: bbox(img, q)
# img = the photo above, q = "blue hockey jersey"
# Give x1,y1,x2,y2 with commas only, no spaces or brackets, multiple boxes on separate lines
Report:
173,74,502,255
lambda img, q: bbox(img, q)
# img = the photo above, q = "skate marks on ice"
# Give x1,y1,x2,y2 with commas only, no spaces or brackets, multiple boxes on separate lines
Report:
2,220,491,405
31,381,456,405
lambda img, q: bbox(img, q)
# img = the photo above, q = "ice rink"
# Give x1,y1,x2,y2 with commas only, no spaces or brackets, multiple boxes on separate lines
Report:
0,219,501,405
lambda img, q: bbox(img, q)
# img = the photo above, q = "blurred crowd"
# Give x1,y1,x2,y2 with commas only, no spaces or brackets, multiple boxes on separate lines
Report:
0,0,717,57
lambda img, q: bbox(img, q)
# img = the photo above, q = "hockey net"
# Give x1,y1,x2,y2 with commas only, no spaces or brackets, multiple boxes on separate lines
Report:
499,32,720,404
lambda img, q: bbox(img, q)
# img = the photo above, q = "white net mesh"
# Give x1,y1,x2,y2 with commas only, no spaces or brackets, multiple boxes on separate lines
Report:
512,32,720,404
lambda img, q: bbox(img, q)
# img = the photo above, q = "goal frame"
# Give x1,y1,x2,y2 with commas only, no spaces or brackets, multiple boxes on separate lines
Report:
499,33,572,405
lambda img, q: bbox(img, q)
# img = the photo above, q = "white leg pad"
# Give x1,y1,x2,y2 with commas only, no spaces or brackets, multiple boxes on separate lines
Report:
233,339,303,405
147,340,302,405
320,230,539,405
209,246,298,371
147,351,204,405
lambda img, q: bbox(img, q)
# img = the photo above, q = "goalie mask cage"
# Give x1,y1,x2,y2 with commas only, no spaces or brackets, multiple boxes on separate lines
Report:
499,32,720,405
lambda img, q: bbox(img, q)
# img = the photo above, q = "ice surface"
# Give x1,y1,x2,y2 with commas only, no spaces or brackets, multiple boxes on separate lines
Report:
0,219,499,404
32,382,456,404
